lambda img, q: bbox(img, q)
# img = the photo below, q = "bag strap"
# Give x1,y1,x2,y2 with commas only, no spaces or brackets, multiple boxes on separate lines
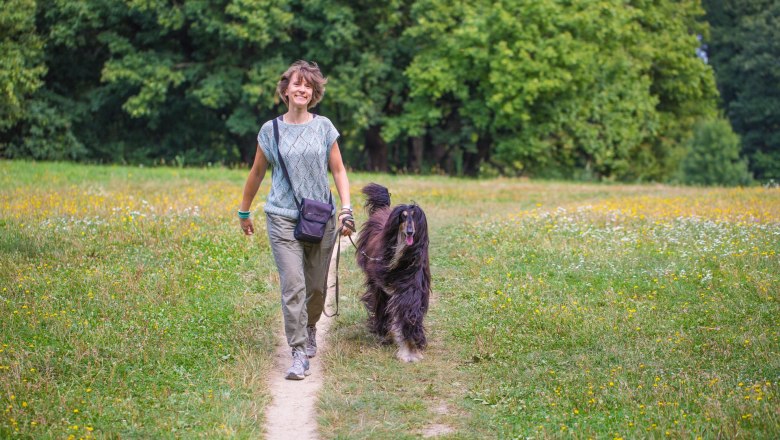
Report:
272,116,301,211
272,115,332,209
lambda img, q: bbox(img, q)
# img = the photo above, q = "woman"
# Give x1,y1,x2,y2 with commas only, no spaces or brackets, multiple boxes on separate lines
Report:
238,60,353,380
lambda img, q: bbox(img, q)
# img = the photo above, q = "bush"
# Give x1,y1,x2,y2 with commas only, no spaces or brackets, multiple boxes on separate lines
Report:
681,118,752,186
0,95,86,161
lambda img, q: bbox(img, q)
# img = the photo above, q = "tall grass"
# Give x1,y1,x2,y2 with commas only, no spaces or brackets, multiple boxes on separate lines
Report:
321,182,780,439
2,160,778,438
444,197,778,438
1,161,276,438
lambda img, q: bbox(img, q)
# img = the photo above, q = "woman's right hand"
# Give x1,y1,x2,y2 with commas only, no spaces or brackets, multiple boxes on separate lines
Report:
240,218,254,235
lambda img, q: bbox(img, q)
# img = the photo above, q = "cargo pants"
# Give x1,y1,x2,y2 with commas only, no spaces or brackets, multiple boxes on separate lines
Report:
266,213,337,353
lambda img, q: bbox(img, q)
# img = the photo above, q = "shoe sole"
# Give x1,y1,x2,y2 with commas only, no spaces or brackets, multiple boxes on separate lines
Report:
284,369,312,380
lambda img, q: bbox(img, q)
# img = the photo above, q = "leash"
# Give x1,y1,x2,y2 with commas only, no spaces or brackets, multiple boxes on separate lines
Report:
322,216,385,317
347,234,383,262
322,228,341,317
323,219,356,318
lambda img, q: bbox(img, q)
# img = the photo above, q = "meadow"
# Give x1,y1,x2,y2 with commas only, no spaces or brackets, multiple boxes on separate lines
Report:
1,160,778,439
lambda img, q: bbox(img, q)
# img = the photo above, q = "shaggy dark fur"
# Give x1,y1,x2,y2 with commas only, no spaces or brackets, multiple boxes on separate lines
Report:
356,183,431,362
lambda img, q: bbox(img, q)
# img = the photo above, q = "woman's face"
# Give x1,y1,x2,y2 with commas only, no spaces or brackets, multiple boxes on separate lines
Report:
286,72,313,109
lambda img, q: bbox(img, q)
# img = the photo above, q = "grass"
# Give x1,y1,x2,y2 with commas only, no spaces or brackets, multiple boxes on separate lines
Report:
321,182,780,438
1,160,778,438
1,161,276,438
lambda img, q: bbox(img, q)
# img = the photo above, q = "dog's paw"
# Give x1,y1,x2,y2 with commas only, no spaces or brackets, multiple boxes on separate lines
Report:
396,351,415,362
407,350,424,363
396,344,424,362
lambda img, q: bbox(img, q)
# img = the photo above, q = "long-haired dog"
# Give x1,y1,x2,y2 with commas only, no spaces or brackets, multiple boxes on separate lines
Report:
356,183,431,362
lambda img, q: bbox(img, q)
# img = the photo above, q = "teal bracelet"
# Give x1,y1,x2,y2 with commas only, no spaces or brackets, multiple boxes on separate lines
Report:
237,210,251,219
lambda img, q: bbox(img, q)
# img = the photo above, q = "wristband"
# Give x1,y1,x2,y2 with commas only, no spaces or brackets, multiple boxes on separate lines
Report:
238,210,251,219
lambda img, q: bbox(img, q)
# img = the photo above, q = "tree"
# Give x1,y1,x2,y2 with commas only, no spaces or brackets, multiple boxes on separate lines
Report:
0,0,51,157
91,0,295,164
2,0,295,164
0,0,45,131
681,117,752,186
703,0,780,181
1,0,722,180
386,0,718,179
281,0,416,172
3,0,414,167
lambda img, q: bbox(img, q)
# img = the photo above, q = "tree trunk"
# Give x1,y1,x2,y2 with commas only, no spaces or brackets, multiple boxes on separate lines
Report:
408,136,424,172
240,135,255,167
364,125,388,172
432,143,448,173
463,135,492,176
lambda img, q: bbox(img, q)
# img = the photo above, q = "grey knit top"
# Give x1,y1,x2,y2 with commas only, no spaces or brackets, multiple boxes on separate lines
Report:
257,115,340,219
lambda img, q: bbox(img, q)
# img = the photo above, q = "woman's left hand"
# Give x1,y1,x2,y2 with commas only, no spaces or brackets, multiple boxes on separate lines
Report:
338,210,355,236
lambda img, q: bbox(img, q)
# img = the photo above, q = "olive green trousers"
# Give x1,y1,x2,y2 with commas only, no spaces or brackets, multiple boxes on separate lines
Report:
265,213,336,352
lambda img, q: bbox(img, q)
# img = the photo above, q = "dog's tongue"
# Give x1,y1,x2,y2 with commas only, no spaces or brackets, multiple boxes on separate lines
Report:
406,235,414,246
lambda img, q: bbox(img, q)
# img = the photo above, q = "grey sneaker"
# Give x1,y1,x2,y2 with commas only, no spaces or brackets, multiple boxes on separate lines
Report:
285,350,311,380
305,326,317,358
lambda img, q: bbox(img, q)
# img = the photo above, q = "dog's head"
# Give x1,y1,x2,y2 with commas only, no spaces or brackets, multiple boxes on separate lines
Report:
385,203,428,250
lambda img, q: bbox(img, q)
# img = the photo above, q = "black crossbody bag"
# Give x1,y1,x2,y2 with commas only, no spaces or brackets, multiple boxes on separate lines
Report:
272,116,333,243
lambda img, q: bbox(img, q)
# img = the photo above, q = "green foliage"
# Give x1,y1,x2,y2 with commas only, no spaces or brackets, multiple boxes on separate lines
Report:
391,0,718,179
703,0,780,181
1,94,87,160
0,0,45,130
0,0,48,157
0,1,88,160
681,117,752,186
1,0,721,179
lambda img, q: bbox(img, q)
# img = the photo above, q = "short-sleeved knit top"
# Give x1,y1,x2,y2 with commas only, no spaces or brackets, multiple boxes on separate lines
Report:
257,115,340,220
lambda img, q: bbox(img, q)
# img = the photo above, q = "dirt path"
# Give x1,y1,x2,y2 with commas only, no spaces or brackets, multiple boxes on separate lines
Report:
263,235,349,440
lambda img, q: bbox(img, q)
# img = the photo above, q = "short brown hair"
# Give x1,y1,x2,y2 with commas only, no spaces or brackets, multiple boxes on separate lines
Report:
276,60,328,109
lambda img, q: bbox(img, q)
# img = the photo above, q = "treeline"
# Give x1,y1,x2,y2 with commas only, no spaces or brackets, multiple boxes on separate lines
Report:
0,0,771,181
703,0,779,182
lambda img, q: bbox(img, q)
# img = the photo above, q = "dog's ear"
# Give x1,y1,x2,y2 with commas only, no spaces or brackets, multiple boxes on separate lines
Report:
378,205,401,251
412,206,429,248
383,205,406,232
